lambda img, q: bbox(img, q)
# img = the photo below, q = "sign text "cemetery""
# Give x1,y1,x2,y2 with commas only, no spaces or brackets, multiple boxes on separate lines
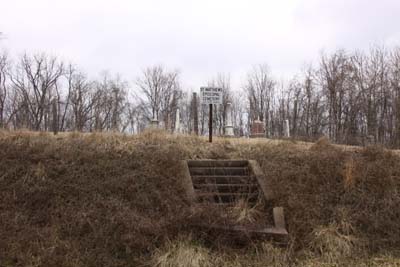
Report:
200,87,223,105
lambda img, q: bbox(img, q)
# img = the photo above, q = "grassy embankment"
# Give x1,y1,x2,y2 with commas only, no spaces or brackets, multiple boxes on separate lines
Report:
1,130,400,266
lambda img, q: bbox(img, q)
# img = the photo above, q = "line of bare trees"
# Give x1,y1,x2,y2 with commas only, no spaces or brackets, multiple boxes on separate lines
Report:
258,46,400,147
2,47,400,148
0,52,181,134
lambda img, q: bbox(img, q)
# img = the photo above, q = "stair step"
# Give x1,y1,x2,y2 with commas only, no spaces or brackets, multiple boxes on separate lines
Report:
195,189,259,194
197,224,289,236
188,160,248,168
196,205,231,209
194,184,259,194
197,192,259,197
193,183,259,187
197,192,260,203
191,176,255,184
189,167,249,176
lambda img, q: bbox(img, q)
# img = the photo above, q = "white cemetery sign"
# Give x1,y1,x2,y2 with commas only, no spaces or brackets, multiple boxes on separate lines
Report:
200,87,223,142
200,87,223,105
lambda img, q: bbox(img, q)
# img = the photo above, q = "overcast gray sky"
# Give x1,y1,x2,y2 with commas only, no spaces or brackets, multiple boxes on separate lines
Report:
1,0,400,89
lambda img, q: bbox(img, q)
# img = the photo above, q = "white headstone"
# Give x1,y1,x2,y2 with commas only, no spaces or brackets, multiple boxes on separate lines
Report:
150,115,159,128
174,107,181,133
285,119,290,137
224,102,234,137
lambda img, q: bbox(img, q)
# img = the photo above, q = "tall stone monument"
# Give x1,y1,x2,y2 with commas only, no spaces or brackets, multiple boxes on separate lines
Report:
224,102,234,137
192,92,199,135
174,107,181,134
284,119,290,137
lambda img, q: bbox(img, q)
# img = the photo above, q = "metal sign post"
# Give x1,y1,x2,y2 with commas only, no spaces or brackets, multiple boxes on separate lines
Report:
209,104,212,142
200,87,223,143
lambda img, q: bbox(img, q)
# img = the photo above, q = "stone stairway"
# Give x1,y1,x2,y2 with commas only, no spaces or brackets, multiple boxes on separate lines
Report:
188,160,261,204
182,159,288,237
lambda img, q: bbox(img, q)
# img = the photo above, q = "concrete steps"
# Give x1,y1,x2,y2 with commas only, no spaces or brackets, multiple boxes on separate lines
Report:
182,159,288,238
187,160,260,204
189,167,249,176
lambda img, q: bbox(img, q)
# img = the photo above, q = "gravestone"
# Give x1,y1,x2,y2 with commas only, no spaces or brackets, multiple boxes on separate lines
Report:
284,119,290,137
150,116,159,128
224,102,234,137
174,107,181,133
250,119,265,138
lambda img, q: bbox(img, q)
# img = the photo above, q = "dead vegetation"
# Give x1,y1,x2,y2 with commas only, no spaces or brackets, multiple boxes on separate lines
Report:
1,130,400,266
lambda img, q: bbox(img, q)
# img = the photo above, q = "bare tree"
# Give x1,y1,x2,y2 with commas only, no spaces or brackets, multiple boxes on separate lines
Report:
136,65,181,129
244,64,275,136
390,47,400,147
91,72,127,131
69,72,95,131
302,67,325,138
318,50,349,142
0,52,7,128
231,90,246,136
9,53,64,130
54,64,75,132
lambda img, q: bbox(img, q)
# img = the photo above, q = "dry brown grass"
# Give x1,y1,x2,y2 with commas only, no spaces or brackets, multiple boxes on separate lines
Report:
308,223,357,261
151,235,290,267
1,130,400,266
230,199,264,224
152,235,212,267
